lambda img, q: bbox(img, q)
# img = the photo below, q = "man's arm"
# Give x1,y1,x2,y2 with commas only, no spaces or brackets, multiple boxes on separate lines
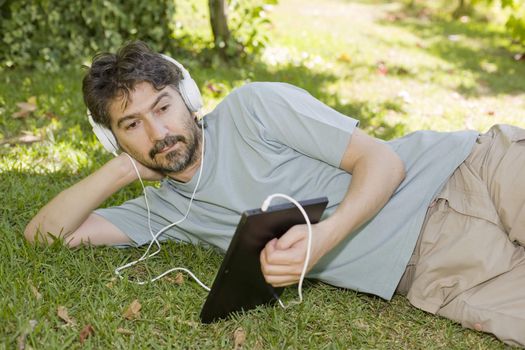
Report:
260,128,406,286
24,154,161,247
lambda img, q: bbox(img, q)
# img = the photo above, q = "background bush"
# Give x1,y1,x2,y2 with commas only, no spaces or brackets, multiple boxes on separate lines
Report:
0,0,277,71
0,0,176,70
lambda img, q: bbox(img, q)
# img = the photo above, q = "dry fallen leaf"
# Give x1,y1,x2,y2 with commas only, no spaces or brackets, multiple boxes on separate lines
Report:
164,272,185,285
116,327,134,335
16,320,37,350
44,111,60,120
79,324,94,344
105,277,117,289
57,306,76,326
123,299,142,320
28,281,42,301
13,97,37,119
174,272,184,285
16,334,26,350
233,327,246,350
0,132,43,146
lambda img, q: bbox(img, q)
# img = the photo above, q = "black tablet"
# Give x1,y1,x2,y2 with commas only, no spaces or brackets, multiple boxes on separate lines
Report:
200,196,329,323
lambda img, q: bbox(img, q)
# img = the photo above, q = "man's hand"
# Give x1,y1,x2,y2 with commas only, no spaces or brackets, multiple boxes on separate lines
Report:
120,153,164,181
260,223,329,287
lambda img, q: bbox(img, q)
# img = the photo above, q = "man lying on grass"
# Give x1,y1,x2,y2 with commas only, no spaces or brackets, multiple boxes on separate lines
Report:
25,41,525,347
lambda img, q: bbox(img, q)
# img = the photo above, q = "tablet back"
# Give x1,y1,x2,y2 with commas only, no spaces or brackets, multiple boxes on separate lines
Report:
200,197,328,323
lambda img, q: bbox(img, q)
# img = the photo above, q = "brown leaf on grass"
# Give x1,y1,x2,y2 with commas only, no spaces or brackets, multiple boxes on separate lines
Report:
0,131,43,146
57,305,76,326
175,272,184,285
233,327,246,350
79,324,94,344
105,277,117,289
116,327,134,335
16,334,26,350
29,283,42,301
13,97,37,119
164,272,185,285
44,111,60,120
27,279,42,301
123,299,142,320
16,320,37,350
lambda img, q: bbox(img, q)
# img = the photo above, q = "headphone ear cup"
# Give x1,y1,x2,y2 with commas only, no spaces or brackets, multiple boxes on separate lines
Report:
87,111,119,155
161,54,203,112
178,75,203,112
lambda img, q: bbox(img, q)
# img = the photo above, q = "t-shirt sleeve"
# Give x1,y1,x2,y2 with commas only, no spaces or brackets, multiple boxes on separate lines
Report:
226,82,359,167
93,186,195,247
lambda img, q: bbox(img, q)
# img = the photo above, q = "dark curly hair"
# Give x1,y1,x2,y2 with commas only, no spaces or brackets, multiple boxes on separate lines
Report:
82,41,183,129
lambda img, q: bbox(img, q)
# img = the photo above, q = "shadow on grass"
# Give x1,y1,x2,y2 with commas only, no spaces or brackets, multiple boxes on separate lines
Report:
1,53,406,147
194,59,407,140
376,3,525,97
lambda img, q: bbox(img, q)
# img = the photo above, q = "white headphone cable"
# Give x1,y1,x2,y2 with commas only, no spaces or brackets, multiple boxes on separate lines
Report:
261,193,312,308
114,118,210,291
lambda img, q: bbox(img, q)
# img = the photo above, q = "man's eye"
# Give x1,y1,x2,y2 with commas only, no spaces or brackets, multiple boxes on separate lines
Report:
160,104,170,112
125,121,138,130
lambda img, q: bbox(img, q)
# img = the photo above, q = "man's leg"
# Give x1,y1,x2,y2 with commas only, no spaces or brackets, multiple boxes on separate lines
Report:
401,124,525,346
466,124,525,245
437,259,525,347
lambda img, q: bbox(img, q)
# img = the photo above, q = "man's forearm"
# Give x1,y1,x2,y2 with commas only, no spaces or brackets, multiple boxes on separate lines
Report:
318,143,406,256
24,154,137,243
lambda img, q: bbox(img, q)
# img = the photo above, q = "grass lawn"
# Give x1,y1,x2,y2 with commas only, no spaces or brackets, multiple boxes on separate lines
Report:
1,0,524,348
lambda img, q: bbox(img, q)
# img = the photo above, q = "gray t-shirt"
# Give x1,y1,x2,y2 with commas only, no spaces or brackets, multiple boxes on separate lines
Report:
95,82,478,300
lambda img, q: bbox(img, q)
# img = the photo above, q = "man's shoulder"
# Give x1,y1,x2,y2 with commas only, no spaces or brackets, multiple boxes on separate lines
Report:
229,81,304,99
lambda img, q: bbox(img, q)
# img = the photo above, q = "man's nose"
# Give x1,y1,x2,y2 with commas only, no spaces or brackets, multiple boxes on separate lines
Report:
146,118,168,142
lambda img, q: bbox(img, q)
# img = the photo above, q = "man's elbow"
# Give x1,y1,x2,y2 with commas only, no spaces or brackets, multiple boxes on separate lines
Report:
393,152,406,186
23,220,52,244
23,223,38,244
381,143,405,188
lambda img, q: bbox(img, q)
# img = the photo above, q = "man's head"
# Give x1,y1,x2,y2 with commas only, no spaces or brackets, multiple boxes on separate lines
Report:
83,41,184,129
83,41,203,176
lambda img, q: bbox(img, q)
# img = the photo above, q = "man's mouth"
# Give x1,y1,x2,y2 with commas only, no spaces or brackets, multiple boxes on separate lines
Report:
150,135,185,159
158,142,177,154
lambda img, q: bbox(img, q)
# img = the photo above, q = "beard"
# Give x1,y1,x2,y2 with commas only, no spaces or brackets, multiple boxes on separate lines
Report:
126,118,202,175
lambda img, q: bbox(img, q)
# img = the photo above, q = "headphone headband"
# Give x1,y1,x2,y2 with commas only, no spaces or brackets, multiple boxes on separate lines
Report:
88,54,203,154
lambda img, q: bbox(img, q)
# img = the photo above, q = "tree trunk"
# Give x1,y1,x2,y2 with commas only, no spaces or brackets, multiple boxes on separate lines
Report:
453,0,470,18
208,0,231,59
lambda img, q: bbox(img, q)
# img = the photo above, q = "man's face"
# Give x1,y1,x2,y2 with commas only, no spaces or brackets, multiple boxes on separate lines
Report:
108,82,201,176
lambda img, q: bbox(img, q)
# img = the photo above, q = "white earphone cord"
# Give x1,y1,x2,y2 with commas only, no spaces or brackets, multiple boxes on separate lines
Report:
115,118,210,291
115,120,310,308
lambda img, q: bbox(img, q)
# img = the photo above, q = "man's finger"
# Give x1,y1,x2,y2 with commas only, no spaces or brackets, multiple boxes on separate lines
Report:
275,225,306,250
264,245,305,265
264,274,298,287
261,261,302,276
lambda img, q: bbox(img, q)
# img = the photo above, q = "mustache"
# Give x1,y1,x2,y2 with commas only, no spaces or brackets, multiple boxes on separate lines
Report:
149,135,186,159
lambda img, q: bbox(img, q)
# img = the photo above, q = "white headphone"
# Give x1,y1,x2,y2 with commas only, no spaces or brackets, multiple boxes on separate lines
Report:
87,54,203,155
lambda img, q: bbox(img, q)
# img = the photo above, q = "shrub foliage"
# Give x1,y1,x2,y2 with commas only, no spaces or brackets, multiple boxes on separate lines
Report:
0,0,176,70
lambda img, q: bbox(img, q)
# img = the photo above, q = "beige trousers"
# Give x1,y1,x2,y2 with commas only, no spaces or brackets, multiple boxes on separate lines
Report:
397,124,525,347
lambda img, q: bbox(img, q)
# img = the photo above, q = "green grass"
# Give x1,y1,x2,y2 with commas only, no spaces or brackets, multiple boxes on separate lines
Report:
1,0,523,348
